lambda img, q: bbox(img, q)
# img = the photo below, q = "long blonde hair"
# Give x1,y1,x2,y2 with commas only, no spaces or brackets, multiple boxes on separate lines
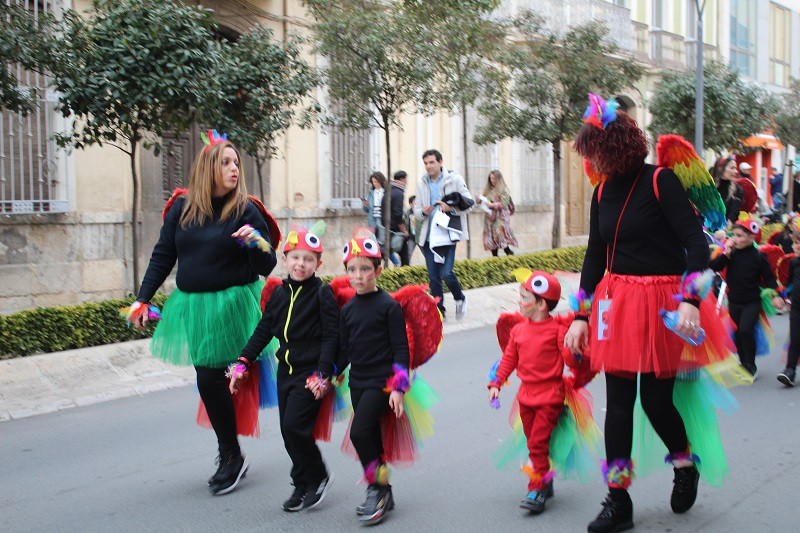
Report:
180,141,249,227
482,169,508,198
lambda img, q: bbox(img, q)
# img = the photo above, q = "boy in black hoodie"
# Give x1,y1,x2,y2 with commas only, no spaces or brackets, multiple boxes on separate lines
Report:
710,216,784,378
313,236,409,525
230,228,339,511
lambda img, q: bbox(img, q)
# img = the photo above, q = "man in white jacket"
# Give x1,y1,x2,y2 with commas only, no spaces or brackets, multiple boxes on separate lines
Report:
413,149,473,320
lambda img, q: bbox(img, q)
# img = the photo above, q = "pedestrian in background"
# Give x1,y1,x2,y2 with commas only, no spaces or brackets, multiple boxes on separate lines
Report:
475,169,518,256
710,155,743,223
130,131,278,496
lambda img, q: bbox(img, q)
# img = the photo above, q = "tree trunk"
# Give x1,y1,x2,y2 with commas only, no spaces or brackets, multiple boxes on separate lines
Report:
551,140,562,250
462,101,472,259
383,118,392,268
256,155,265,201
130,134,141,295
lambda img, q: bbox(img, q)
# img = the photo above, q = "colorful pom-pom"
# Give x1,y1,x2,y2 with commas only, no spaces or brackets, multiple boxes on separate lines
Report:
680,269,714,301
602,458,634,489
583,94,619,130
363,460,390,486
490,397,501,410
236,224,272,253
664,451,700,465
225,361,249,381
568,289,593,315
384,364,410,393
119,301,162,326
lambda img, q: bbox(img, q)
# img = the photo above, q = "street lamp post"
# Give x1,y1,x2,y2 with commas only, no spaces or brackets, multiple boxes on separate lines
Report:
693,0,706,155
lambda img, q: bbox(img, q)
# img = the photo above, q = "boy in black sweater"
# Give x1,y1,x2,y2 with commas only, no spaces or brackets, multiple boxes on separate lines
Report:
230,228,339,511
710,217,784,378
778,226,800,386
319,236,409,525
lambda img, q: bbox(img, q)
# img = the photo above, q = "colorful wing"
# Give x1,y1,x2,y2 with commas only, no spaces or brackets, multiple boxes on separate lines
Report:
260,277,283,312
655,134,727,231
759,244,784,276
496,312,525,354
329,276,356,309
391,284,443,369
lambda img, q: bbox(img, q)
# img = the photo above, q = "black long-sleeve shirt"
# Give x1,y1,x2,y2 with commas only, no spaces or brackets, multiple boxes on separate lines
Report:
580,164,709,297
790,258,800,306
390,184,405,231
137,195,277,302
709,245,778,304
240,275,339,376
338,288,410,390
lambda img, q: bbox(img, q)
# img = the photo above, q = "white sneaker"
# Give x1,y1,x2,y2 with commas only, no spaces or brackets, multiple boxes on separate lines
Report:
455,297,467,320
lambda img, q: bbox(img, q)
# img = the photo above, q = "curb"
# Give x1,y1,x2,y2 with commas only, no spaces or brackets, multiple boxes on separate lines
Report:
0,280,576,422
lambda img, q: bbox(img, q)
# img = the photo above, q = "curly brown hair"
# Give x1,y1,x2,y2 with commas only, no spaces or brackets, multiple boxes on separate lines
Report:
573,111,649,179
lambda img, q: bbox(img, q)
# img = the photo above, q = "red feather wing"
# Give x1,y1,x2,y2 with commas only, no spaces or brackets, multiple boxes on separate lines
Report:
767,230,782,245
162,188,188,220
260,277,283,312
496,312,525,353
391,285,443,369
777,253,795,286
736,178,757,213
248,195,282,250
759,244,784,274
329,276,356,309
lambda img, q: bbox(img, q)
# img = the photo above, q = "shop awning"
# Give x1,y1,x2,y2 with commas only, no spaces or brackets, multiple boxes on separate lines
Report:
742,134,784,150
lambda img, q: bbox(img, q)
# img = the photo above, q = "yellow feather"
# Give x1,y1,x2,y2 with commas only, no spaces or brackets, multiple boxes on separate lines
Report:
512,267,532,284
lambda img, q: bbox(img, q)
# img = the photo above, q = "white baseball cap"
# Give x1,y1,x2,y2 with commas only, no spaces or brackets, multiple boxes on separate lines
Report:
739,162,752,171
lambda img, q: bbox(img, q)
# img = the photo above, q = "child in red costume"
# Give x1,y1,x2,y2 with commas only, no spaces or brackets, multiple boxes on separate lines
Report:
488,271,593,514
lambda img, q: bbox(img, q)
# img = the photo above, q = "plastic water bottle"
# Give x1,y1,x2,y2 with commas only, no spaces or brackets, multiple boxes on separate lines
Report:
659,309,706,346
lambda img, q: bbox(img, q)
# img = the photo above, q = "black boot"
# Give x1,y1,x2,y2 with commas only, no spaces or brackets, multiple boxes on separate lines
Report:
587,491,633,533
671,464,700,513
504,247,514,255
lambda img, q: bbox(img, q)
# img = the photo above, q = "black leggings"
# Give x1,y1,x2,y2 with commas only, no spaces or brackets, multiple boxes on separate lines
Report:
605,373,688,465
350,387,390,470
196,366,239,457
788,307,800,369
278,370,327,487
729,301,761,371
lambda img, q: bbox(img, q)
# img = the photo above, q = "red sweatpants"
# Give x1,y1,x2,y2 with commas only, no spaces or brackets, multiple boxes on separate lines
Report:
519,402,562,490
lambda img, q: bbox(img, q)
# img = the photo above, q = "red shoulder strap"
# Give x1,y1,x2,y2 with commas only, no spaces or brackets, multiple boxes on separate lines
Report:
597,182,605,202
652,167,663,203
162,187,188,220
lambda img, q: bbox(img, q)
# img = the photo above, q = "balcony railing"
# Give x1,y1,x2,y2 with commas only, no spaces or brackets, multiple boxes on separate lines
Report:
685,41,720,69
651,28,686,69
499,0,631,50
631,20,649,60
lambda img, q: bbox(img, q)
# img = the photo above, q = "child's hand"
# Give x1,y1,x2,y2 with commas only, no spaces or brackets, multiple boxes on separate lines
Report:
229,373,244,395
723,239,734,256
231,224,257,244
389,391,405,418
488,387,500,401
772,295,786,311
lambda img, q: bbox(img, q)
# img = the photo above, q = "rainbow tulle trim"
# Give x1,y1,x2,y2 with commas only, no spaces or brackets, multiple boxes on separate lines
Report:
257,336,279,408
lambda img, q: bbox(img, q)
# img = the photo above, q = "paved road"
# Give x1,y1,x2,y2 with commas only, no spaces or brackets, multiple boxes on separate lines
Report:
2,319,799,532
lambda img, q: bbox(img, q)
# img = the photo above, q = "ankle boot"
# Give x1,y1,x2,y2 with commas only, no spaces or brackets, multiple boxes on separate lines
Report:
670,464,700,513
587,490,633,533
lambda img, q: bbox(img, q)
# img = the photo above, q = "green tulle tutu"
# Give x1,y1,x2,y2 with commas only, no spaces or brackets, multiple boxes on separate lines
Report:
632,367,735,486
150,280,264,368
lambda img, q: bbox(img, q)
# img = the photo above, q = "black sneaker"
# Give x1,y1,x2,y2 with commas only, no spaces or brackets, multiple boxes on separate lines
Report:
519,481,553,513
587,493,633,533
282,484,307,512
359,484,394,525
778,367,796,387
671,464,700,514
209,453,248,496
302,473,334,510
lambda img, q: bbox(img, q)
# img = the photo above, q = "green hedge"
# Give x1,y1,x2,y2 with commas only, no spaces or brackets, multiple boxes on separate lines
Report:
1,247,586,359
0,294,167,360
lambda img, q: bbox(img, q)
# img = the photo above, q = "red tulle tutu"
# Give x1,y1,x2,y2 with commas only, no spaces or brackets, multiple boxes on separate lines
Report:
590,274,733,378
341,411,417,466
196,363,261,437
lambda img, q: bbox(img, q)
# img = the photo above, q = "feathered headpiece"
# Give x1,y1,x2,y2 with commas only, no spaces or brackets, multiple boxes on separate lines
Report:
283,220,326,254
512,268,561,302
342,237,382,264
200,129,228,153
583,93,620,130
734,211,762,243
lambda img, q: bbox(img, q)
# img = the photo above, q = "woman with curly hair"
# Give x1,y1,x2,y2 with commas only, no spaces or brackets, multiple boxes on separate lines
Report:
475,169,518,256
564,97,712,533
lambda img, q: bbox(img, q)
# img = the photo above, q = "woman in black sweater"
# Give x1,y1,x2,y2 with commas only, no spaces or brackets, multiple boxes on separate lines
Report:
131,133,277,496
565,97,719,533
710,155,744,224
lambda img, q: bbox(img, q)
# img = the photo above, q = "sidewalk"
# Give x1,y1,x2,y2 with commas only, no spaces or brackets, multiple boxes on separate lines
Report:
1,281,568,422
